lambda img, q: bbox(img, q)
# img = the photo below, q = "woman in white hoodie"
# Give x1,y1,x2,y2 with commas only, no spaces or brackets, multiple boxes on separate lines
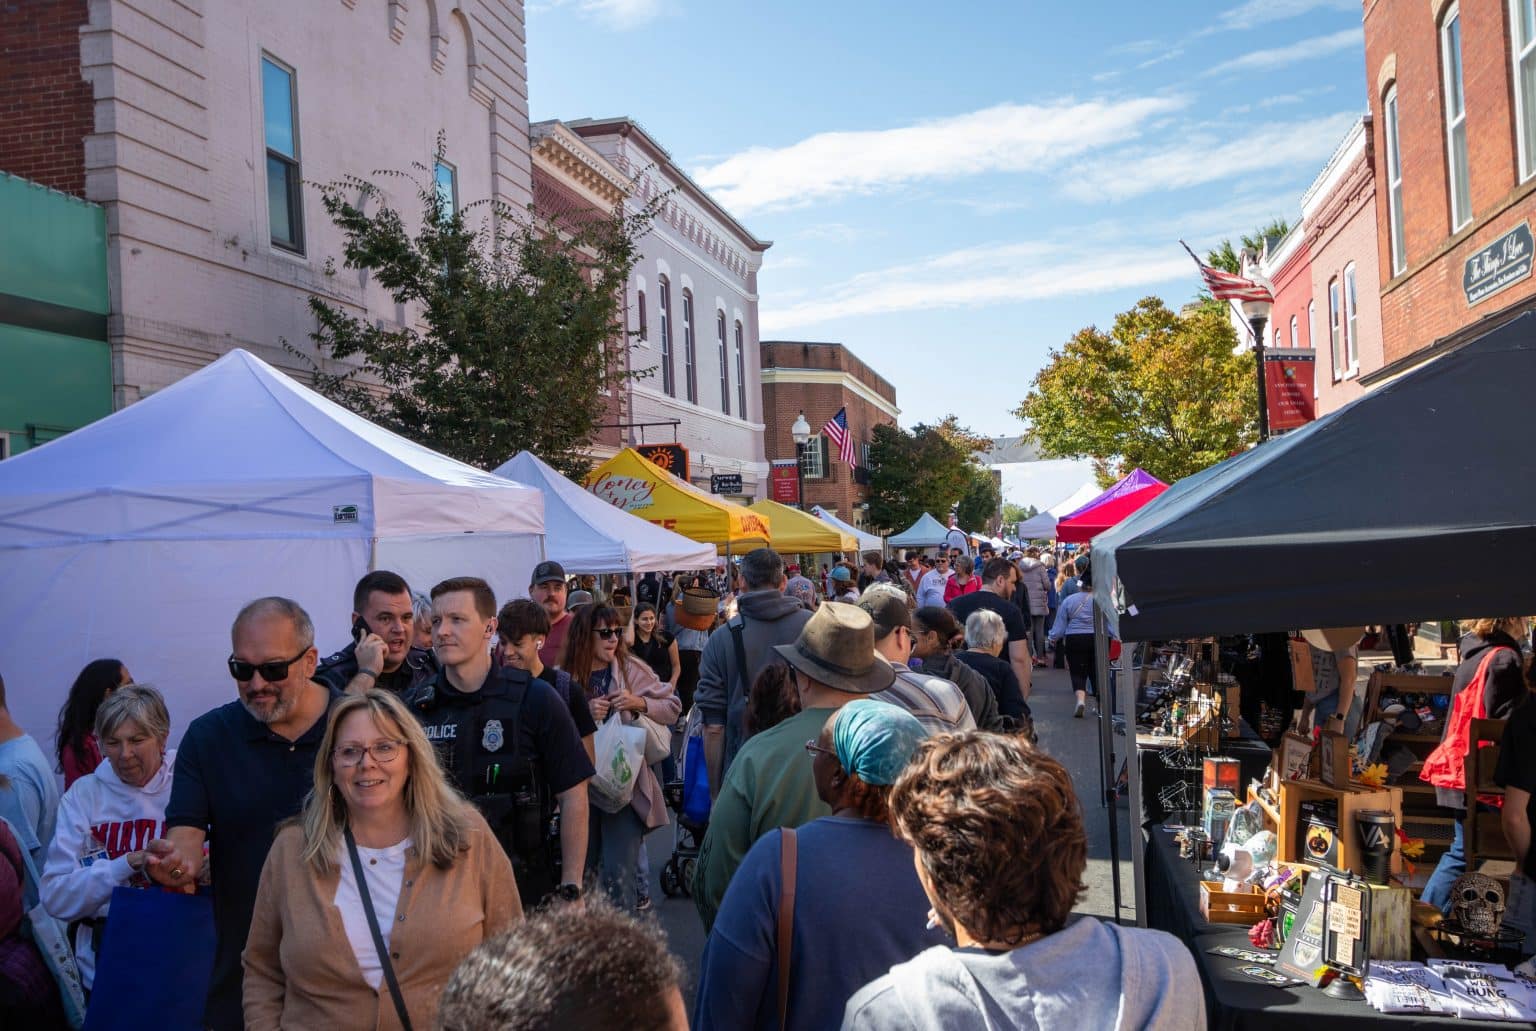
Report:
41,684,175,989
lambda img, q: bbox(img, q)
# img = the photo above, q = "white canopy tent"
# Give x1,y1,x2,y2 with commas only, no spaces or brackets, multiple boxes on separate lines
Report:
888,512,951,549
1015,481,1102,539
494,451,716,574
0,349,545,749
809,505,882,552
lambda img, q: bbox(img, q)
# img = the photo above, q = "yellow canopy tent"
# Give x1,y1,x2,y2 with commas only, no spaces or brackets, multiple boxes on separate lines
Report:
746,499,857,553
585,448,771,547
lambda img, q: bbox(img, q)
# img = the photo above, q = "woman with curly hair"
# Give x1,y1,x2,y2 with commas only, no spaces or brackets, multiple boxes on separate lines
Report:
843,733,1202,1030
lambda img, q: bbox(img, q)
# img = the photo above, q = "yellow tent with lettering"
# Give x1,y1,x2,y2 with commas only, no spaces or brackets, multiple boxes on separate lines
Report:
746,499,857,553
585,448,771,547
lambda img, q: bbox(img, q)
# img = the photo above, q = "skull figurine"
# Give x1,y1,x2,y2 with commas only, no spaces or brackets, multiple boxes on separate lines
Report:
1451,872,1506,935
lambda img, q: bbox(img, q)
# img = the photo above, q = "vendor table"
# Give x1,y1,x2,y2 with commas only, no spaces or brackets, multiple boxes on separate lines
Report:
1145,824,1464,1030
1137,719,1273,826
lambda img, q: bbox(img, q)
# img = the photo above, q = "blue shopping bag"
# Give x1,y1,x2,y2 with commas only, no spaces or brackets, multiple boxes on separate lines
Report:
83,887,215,1031
681,710,712,826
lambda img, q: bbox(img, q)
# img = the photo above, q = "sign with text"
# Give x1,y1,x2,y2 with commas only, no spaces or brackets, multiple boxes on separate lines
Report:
1464,221,1533,306
1263,348,1316,432
590,474,656,512
770,459,800,504
636,443,689,481
710,473,743,495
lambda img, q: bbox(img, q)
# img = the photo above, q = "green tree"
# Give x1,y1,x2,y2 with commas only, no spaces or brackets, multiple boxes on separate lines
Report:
1001,502,1038,525
865,419,984,534
291,145,653,479
1016,296,1257,486
955,466,1002,535
1206,218,1291,274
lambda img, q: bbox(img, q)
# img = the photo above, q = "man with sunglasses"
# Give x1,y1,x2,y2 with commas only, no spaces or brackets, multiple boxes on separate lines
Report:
145,596,338,1031
915,553,951,609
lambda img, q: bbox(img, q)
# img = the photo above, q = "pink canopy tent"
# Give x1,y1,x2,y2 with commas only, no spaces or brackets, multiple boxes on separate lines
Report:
1055,468,1168,544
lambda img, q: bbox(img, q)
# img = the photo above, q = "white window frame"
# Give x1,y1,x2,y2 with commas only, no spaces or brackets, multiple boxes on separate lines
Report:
733,320,747,419
657,277,674,396
1441,5,1471,231
1343,263,1360,375
801,435,828,479
681,289,698,404
261,54,304,254
1308,301,1317,349
433,158,458,219
716,309,730,415
1328,277,1344,381
1512,0,1536,182
637,289,647,343
1384,85,1407,275
1289,315,1299,349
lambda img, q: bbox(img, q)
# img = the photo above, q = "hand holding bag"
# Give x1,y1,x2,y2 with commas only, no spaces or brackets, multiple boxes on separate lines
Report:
591,711,647,813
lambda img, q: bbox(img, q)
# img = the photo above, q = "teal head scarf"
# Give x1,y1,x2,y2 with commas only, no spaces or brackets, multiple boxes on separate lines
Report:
831,699,929,786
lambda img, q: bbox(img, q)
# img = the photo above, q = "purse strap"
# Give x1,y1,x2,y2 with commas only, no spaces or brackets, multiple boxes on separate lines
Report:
777,826,797,1030
344,827,414,1031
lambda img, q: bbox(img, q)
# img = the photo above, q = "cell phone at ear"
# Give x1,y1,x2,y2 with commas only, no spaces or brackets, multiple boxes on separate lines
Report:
353,617,371,644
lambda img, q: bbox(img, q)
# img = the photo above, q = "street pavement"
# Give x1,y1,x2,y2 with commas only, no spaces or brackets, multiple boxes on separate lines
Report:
642,660,1136,999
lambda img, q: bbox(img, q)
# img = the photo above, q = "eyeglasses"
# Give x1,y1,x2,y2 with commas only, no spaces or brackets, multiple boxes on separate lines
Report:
333,740,405,766
804,739,835,759
227,647,311,683
595,627,621,640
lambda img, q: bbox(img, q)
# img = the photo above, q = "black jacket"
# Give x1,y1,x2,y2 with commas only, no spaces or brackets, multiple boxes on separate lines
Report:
315,641,438,695
1451,631,1526,721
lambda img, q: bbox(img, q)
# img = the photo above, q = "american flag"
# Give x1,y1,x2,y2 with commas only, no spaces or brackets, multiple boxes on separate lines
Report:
1197,263,1274,303
822,407,856,467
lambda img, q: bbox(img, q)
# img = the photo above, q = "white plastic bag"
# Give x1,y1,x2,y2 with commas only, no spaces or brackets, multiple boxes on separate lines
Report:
591,711,647,814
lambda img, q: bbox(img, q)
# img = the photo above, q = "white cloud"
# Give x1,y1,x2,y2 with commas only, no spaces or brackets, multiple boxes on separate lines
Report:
1207,27,1363,76
1137,48,1185,71
1061,111,1361,202
527,0,666,29
692,96,1189,214
1213,0,1357,32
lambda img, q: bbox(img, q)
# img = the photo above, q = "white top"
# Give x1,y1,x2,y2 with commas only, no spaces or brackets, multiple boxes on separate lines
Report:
335,837,413,990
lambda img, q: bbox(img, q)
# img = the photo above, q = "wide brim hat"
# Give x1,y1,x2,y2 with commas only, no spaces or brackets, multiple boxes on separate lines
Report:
773,602,896,695
1301,627,1366,652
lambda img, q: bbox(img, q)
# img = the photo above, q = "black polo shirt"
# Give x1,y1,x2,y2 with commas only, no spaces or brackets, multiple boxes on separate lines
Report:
163,685,338,1031
948,589,1030,645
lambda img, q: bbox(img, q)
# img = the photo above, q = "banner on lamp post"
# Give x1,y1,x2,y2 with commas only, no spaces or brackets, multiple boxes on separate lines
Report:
1263,348,1317,432
770,459,800,504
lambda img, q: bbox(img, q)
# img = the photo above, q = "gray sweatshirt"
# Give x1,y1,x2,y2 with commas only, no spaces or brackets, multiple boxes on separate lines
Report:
842,916,1203,1030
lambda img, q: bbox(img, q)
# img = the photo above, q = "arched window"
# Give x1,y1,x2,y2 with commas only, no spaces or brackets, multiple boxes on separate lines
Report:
1308,300,1317,350
1328,277,1344,379
717,310,730,415
1289,315,1299,349
657,277,674,396
681,289,698,404
1441,4,1471,230
1384,85,1406,275
734,320,747,418
637,289,648,342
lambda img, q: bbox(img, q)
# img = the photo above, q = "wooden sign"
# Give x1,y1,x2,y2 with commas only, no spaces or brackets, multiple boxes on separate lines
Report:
1289,639,1315,693
1318,729,1351,789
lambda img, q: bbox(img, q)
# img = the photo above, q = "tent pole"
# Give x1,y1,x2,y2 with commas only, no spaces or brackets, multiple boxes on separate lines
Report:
1125,636,1147,928
1094,605,1123,922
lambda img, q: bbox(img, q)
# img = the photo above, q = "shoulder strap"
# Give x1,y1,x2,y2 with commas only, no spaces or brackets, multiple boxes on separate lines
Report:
729,614,752,700
345,827,413,1031
777,826,797,1030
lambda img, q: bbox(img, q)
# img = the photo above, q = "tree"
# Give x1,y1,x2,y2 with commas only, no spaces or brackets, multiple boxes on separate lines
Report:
955,466,1002,535
291,144,653,479
1206,218,1291,274
1001,502,1038,525
865,419,985,535
1015,296,1257,486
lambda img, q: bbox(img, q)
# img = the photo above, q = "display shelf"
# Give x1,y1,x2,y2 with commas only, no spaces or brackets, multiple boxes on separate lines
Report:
1277,778,1404,877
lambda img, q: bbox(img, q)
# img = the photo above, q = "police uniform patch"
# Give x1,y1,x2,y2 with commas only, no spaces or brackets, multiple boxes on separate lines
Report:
481,718,505,752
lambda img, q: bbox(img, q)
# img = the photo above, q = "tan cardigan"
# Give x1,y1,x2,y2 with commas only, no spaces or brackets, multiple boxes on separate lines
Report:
243,807,521,1031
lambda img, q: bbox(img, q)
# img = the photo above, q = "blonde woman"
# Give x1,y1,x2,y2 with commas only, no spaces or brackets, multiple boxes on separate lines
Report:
243,691,520,1030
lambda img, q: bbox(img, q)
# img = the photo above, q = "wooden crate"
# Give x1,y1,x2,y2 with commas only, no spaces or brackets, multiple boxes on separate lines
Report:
1199,880,1268,925
1277,778,1404,878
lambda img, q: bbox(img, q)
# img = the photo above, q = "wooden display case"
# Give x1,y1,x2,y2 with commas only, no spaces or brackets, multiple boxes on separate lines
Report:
1360,671,1457,867
1277,778,1404,878
1199,880,1268,925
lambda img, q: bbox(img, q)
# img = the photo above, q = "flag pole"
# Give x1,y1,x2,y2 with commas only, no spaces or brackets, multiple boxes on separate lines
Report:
1180,239,1260,346
1180,240,1270,442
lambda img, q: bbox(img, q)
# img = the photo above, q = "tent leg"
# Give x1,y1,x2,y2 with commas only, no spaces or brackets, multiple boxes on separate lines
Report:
1094,607,1123,922
1125,637,1147,928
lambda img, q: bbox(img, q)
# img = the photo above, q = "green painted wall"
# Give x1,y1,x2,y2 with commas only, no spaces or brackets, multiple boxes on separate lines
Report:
0,173,111,455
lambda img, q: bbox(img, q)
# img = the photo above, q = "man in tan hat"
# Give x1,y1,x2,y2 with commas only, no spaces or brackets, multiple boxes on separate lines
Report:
692,602,896,932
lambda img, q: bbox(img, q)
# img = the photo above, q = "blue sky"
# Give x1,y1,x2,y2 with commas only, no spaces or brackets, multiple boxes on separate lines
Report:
527,0,1368,506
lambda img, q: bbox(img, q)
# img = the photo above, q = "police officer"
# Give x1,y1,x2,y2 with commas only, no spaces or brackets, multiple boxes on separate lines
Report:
405,576,593,908
315,570,438,696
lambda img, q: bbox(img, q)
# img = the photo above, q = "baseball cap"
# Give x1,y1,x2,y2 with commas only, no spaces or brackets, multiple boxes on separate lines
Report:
857,586,912,639
831,566,853,582
787,563,801,574
531,560,566,586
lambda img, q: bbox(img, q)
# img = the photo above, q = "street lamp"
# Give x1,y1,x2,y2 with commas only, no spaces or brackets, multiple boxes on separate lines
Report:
790,410,811,511
1241,296,1273,442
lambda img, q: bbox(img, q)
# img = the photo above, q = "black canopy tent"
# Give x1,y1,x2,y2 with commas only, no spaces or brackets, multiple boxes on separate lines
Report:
1084,311,1536,926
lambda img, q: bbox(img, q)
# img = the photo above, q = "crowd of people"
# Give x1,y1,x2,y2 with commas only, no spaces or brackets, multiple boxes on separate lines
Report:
0,538,1197,1030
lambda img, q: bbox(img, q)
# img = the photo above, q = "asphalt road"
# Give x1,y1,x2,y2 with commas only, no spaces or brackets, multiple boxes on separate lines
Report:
640,660,1136,999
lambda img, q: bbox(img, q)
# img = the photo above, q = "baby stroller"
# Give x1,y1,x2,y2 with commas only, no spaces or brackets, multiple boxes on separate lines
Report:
659,706,711,897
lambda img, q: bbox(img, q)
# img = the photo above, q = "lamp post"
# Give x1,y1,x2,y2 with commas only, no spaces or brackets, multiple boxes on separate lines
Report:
1241,296,1273,443
790,410,811,511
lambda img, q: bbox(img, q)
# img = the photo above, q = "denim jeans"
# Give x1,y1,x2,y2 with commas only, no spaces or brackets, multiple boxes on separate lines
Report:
1421,811,1466,915
635,841,651,899
590,805,646,909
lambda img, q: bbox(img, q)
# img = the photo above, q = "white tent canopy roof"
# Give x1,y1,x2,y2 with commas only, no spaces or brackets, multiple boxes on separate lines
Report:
0,348,544,546
1015,481,1103,539
809,505,881,552
888,511,951,547
1048,482,1101,517
494,451,716,573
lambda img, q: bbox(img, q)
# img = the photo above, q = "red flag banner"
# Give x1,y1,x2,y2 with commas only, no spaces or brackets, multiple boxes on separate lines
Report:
770,459,800,503
1263,348,1317,431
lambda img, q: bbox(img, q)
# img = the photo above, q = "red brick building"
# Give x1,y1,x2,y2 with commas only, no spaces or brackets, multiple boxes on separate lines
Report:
760,341,898,531
1364,0,1536,380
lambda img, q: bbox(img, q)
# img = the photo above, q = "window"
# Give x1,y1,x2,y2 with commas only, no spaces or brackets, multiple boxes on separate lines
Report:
1441,6,1471,231
433,159,458,219
801,435,828,479
657,277,674,396
681,290,698,403
1513,0,1536,181
637,290,647,342
1308,301,1317,349
734,320,746,418
1328,277,1344,379
861,441,871,468
716,310,730,415
1289,315,1299,349
261,56,303,252
1384,85,1406,275
1344,263,1359,372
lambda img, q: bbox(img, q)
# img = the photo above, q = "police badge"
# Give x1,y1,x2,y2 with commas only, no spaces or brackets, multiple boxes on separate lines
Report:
481,718,505,752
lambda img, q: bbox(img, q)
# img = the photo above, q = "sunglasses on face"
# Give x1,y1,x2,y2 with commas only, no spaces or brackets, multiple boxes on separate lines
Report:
227,647,310,683
804,739,836,759
595,627,621,640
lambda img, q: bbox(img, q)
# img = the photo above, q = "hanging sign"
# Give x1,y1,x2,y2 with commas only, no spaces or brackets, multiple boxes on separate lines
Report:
710,473,743,495
636,443,689,481
770,459,800,504
1263,348,1316,432
1464,221,1533,306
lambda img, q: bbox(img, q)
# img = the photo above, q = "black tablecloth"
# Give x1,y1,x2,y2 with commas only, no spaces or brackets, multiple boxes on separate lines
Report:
1138,723,1273,826
1146,825,1465,1030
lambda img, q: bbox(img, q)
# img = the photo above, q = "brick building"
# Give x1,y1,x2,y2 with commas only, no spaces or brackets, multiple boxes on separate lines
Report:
0,0,533,406
760,340,899,531
1363,0,1536,381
